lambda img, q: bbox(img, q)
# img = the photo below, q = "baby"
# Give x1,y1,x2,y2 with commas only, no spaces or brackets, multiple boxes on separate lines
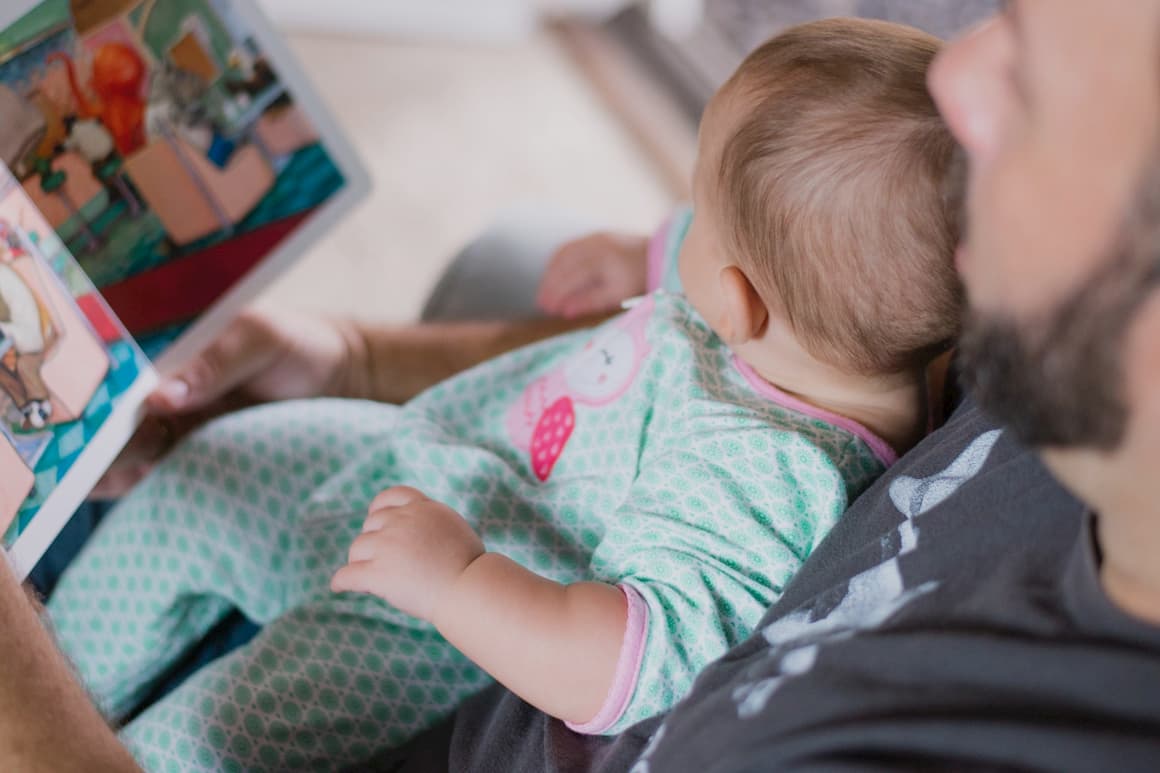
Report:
48,18,961,771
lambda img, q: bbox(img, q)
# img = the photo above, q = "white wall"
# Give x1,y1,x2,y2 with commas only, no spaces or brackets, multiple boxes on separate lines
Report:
254,0,532,40
0,1,696,45
253,0,640,40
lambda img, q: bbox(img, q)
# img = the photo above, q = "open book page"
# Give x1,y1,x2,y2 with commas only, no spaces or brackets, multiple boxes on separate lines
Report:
0,0,369,368
0,161,156,579
0,0,369,577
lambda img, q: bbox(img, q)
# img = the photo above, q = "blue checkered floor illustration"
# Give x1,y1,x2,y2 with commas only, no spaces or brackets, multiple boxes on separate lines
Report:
5,340,146,542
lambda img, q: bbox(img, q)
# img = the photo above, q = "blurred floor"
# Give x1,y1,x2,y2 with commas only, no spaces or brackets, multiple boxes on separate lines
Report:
258,30,679,322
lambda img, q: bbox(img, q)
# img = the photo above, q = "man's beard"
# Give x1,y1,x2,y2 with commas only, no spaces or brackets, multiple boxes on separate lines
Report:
958,158,1160,451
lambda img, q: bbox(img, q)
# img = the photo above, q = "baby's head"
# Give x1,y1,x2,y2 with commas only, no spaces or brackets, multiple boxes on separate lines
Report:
680,18,962,380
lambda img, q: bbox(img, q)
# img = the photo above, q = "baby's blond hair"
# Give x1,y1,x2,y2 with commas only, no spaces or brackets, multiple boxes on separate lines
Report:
718,18,962,376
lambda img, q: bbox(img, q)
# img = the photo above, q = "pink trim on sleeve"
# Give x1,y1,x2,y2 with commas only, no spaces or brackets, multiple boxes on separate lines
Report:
566,584,649,735
732,356,899,468
646,214,675,294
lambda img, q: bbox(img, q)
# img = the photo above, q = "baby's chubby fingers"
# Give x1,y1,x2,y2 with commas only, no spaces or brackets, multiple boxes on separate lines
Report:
331,493,485,621
345,529,387,563
537,242,599,311
332,527,402,594
368,485,429,514
361,485,429,532
330,561,375,594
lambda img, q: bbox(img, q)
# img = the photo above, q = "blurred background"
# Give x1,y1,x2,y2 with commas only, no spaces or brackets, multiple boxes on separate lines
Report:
255,0,998,322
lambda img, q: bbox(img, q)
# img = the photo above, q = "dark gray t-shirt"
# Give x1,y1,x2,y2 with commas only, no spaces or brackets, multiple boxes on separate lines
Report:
361,397,1160,772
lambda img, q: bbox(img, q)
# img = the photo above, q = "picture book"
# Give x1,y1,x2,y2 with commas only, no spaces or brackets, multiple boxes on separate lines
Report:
0,164,155,578
0,0,370,578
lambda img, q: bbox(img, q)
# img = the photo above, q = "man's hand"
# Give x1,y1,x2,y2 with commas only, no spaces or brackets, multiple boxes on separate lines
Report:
92,308,362,499
331,487,486,622
536,232,649,319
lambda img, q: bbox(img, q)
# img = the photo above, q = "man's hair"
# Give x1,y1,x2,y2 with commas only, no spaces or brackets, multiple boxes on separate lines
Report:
717,18,963,376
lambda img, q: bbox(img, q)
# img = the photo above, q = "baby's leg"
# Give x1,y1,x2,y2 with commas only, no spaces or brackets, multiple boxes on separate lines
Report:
47,398,398,721
122,601,490,772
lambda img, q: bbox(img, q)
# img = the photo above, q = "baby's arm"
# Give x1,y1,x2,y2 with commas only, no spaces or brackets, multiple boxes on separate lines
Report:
436,553,625,724
536,232,649,319
535,205,694,319
331,487,625,726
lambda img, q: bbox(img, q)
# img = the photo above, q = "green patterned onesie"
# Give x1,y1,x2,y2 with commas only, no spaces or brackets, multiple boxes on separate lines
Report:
48,213,894,772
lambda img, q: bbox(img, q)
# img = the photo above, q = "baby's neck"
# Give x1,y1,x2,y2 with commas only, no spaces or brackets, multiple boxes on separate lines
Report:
744,357,930,457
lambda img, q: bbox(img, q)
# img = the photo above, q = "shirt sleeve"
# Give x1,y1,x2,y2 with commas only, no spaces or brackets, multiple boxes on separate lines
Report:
573,425,852,735
646,204,694,295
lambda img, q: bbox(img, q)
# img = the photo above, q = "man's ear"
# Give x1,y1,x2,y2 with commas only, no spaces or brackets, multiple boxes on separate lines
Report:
717,265,768,345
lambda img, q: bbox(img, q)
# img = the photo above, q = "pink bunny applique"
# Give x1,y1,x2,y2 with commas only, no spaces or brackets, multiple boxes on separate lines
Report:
507,297,654,480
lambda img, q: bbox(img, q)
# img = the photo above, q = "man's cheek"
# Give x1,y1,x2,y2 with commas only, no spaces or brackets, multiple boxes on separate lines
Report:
970,157,1048,306
957,175,1005,306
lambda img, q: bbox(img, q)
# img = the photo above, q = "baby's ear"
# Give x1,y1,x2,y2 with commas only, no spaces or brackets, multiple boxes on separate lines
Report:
717,265,768,345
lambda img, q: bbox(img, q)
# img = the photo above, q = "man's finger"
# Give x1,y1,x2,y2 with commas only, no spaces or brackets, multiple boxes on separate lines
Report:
146,378,191,413
88,415,178,499
120,417,173,465
89,463,151,501
150,314,276,413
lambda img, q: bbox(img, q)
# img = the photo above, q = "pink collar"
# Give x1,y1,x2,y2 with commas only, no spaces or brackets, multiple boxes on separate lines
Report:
732,356,899,467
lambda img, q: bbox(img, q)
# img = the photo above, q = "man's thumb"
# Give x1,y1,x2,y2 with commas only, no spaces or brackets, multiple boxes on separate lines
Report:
149,377,192,412
146,315,274,414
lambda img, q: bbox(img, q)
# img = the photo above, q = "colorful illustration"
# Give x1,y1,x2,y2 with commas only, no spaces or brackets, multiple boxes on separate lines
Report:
0,0,347,349
507,298,653,480
0,161,151,562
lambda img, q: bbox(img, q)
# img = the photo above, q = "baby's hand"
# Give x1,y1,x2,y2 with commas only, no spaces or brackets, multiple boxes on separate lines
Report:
536,232,649,319
331,487,485,622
